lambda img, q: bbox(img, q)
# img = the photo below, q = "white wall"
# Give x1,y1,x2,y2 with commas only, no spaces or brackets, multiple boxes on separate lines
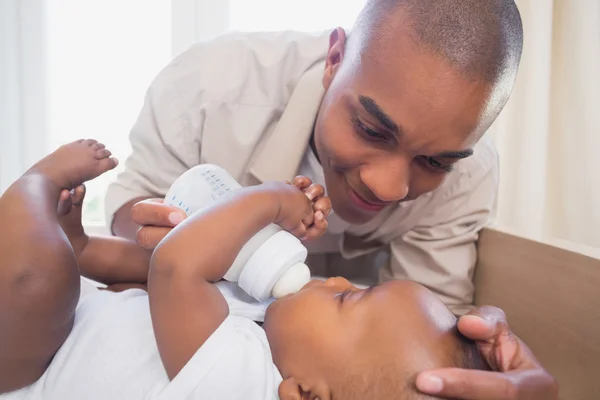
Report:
0,0,48,193
171,0,230,57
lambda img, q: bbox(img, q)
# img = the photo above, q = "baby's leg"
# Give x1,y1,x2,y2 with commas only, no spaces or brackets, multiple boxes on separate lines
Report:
0,139,117,393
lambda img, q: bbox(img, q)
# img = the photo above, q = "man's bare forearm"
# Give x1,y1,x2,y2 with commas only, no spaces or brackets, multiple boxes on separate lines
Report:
111,197,149,239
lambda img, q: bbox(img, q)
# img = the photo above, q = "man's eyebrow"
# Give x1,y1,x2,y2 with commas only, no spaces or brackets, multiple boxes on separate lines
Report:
359,95,399,134
435,149,474,159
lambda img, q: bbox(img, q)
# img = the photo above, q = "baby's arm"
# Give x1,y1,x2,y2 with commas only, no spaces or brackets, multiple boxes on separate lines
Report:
58,185,151,287
76,236,150,287
148,182,320,379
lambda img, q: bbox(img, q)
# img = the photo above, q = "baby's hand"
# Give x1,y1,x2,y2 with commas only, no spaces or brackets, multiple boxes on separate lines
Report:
58,184,89,257
288,176,332,240
266,177,331,240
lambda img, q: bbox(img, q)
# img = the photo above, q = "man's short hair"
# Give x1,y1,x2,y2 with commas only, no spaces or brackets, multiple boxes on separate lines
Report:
353,0,524,83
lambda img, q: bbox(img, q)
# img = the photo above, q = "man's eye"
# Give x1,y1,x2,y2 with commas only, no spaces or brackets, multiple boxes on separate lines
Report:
351,116,388,141
426,157,454,172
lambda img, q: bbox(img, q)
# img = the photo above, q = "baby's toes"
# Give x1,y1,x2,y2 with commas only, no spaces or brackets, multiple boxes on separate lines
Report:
95,148,112,159
82,139,98,147
78,156,118,183
96,156,118,174
92,142,105,150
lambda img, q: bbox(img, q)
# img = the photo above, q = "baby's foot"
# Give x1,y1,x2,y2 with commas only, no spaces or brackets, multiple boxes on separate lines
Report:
27,139,118,190
58,185,88,257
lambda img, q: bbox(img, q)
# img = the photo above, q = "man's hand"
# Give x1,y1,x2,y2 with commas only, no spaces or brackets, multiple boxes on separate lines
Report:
416,306,558,400
131,198,187,250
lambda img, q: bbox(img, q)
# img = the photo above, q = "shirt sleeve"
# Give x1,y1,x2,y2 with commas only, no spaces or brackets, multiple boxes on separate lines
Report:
380,152,499,316
103,53,203,227
155,316,280,400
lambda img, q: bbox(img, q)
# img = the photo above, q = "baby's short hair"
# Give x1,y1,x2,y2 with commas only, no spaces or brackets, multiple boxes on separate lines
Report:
338,325,488,400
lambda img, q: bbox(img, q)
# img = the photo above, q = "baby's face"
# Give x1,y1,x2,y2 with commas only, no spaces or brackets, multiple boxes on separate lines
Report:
264,278,459,391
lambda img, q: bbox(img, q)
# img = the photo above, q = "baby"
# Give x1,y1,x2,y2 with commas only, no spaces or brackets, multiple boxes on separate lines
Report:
0,140,487,400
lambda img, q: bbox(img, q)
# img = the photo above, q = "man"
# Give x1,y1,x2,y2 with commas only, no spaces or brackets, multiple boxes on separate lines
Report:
106,0,558,398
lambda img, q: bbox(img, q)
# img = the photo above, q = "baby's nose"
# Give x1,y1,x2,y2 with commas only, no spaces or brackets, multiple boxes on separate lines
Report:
301,280,324,290
323,276,352,288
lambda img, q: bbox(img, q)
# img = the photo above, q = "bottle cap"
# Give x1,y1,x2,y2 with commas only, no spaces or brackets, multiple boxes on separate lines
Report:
238,230,308,302
271,262,311,298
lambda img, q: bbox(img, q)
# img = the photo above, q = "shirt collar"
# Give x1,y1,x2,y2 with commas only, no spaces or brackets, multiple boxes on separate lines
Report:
248,61,326,183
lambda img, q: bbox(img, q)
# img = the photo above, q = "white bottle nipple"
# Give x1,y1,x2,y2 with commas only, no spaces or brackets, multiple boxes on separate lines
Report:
271,262,311,298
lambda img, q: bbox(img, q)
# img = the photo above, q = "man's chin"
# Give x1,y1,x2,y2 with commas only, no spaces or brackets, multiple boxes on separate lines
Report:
333,203,380,225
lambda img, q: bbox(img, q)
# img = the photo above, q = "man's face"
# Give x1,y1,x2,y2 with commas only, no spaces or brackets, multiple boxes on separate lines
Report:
314,27,497,225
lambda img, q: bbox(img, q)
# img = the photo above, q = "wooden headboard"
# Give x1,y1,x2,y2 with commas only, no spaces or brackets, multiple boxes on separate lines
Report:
475,228,600,400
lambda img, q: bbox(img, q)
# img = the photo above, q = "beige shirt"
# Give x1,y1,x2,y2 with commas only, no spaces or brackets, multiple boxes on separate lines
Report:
105,31,499,315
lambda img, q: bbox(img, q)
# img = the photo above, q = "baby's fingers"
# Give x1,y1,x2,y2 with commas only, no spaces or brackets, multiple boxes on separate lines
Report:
304,183,324,201
57,185,85,216
306,211,328,239
301,206,315,229
291,176,312,191
57,190,73,216
289,224,308,241
313,196,332,218
70,185,86,206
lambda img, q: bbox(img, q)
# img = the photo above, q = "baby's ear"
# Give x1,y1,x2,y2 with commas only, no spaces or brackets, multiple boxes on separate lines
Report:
278,377,303,400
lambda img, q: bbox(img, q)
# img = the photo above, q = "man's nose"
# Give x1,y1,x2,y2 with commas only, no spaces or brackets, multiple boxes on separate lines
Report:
360,159,410,202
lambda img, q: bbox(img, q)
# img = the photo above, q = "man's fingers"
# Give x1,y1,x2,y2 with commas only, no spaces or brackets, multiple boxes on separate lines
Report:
458,306,529,371
416,369,510,400
458,306,509,341
416,368,558,400
131,198,187,228
145,198,166,204
136,226,173,250
416,369,517,400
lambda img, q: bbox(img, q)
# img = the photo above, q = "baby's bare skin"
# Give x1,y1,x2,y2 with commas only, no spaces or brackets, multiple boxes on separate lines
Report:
0,139,157,394
0,137,333,395
0,139,119,392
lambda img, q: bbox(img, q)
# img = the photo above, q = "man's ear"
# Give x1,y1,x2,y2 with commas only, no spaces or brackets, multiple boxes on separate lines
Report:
323,27,347,90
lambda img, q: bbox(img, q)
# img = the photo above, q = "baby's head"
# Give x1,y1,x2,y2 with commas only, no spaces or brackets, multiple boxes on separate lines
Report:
264,278,487,399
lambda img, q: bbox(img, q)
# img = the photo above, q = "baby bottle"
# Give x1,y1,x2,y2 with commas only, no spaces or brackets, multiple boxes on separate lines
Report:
163,164,311,302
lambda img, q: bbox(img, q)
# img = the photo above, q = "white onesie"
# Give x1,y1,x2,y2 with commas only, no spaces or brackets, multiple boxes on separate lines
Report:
1,280,282,400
